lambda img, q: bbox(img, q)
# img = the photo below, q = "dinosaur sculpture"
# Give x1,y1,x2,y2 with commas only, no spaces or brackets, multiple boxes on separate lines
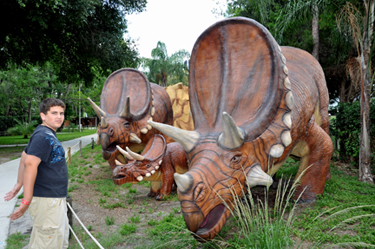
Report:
87,68,173,170
165,83,194,131
148,17,333,241
112,134,188,200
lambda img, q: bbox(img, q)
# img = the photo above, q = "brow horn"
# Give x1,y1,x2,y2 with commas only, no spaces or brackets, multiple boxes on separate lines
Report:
119,96,131,119
217,112,245,149
147,120,199,152
87,97,106,118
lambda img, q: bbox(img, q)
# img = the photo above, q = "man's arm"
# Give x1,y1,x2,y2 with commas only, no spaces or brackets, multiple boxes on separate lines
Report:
4,151,27,201
9,154,41,220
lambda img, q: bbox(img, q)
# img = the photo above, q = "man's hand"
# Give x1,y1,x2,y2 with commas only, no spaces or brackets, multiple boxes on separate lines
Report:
9,203,29,220
4,184,22,201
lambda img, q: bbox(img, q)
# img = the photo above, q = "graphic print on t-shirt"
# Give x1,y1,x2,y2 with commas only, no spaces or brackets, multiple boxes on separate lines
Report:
45,131,65,163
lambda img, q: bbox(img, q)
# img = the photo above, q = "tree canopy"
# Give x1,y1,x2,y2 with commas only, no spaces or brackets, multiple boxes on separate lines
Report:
0,0,147,85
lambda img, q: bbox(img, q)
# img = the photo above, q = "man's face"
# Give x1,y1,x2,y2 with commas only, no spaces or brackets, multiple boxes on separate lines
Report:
41,106,65,131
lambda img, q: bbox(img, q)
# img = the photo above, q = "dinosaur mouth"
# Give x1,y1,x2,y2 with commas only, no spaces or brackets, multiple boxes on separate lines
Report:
113,175,125,185
196,204,226,238
104,142,118,153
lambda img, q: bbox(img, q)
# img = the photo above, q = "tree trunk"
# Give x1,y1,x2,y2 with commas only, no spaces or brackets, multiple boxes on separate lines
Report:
160,71,167,87
359,0,374,183
311,0,319,60
27,100,32,123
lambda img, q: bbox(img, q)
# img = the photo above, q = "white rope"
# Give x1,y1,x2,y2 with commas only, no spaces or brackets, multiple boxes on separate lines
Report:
71,141,80,149
64,140,81,158
67,202,104,249
69,224,85,249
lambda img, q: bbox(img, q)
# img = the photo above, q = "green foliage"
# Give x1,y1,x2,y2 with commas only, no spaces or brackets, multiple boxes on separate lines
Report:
330,101,375,167
129,214,141,223
143,41,190,87
221,176,298,248
120,223,137,236
105,216,115,226
293,165,375,246
6,118,38,139
5,232,29,249
0,0,146,84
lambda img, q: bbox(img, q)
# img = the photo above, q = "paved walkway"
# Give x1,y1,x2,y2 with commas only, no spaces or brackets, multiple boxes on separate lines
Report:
0,133,98,249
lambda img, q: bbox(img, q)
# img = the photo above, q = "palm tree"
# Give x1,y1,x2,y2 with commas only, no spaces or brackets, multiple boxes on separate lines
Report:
275,0,327,60
143,42,190,87
7,118,38,139
337,0,374,183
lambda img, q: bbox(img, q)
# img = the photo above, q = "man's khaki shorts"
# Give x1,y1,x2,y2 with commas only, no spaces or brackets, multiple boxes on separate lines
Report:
28,197,69,249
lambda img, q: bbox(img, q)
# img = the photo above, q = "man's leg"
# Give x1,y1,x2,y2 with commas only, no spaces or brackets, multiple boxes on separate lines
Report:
28,197,69,249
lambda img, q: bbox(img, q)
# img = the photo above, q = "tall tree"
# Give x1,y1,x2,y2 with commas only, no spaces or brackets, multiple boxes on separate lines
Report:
337,1,374,183
0,0,146,85
143,42,190,87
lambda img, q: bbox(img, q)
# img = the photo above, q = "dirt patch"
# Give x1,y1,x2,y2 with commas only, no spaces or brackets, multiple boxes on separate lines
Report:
0,147,24,164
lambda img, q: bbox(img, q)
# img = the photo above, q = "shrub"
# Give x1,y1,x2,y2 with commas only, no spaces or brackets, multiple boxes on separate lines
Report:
6,118,38,138
330,101,375,167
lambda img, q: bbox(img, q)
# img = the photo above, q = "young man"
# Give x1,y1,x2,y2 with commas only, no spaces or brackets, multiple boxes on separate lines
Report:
4,98,69,248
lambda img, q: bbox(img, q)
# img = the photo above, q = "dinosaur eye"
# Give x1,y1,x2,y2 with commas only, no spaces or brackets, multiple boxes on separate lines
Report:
124,122,130,128
230,155,242,164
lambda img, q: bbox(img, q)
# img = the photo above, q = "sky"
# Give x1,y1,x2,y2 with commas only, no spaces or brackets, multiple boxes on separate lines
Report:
125,0,228,59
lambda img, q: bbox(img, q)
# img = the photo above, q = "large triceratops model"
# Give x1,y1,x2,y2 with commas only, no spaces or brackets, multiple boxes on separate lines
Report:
88,68,173,170
112,134,188,200
147,17,333,241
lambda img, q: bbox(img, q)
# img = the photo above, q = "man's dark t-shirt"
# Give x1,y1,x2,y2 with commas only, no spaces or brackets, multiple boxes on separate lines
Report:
24,125,68,198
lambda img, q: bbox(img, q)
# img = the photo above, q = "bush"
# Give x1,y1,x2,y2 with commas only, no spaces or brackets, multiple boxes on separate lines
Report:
7,118,38,139
330,101,375,166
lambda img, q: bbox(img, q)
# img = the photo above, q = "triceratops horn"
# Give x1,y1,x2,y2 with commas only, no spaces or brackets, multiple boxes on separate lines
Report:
218,112,245,149
116,145,135,160
87,97,106,118
147,120,199,152
119,96,131,119
126,147,144,161
246,165,273,188
174,173,193,192
100,117,108,128
129,133,142,144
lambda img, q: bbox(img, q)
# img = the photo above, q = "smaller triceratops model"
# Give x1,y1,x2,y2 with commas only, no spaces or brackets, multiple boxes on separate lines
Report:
148,17,333,241
112,134,189,200
88,68,173,170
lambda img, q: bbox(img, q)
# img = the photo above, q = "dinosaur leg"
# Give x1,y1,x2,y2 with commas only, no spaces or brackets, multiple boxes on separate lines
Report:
155,157,175,201
294,120,333,203
148,181,162,198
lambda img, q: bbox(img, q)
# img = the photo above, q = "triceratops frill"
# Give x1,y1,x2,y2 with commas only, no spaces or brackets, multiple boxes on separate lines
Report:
148,17,333,241
88,68,173,170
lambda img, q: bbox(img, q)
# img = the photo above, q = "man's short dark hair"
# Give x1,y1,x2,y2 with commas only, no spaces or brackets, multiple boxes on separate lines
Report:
39,98,66,114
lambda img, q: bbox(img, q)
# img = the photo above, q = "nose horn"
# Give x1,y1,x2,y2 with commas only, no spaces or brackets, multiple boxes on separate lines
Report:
174,173,193,193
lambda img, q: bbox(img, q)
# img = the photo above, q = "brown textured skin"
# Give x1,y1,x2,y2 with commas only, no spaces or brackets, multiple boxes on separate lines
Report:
175,18,333,241
95,69,174,170
112,135,188,200
165,83,195,131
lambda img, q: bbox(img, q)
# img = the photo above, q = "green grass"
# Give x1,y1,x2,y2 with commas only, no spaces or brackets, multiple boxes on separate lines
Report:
105,216,115,226
291,165,375,247
0,146,25,155
5,232,29,249
0,129,97,145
